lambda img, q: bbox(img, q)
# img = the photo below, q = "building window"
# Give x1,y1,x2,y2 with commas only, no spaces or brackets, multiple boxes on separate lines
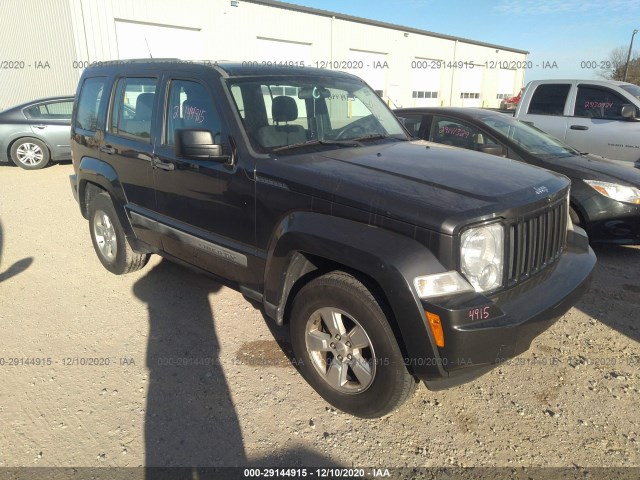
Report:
460,92,480,99
496,93,511,99
412,91,438,99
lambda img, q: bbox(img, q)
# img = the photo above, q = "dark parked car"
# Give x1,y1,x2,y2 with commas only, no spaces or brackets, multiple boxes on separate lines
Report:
0,96,74,170
395,107,640,244
70,61,594,417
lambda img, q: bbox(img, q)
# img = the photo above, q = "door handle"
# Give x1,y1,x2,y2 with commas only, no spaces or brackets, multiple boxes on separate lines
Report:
33,124,47,129
100,145,115,154
152,158,175,171
570,125,588,130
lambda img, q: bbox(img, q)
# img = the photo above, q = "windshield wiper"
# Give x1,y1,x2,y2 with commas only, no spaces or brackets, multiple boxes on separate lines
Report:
348,134,407,142
272,139,361,152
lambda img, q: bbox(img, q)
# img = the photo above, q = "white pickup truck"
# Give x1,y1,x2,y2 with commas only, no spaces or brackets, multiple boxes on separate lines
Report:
514,79,640,166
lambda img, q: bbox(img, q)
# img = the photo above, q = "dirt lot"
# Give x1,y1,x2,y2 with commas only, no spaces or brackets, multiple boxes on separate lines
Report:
0,162,639,472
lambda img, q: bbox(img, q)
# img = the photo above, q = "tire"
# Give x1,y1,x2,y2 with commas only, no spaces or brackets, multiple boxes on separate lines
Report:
88,192,150,275
10,138,50,170
290,271,416,418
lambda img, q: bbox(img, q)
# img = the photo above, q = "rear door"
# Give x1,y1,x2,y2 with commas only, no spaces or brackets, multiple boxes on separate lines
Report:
103,75,160,246
24,99,73,159
517,82,572,141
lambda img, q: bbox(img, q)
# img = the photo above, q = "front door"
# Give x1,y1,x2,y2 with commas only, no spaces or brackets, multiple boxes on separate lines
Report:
152,77,258,285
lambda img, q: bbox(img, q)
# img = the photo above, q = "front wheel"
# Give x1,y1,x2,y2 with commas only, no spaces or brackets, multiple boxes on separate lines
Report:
10,138,50,170
290,271,416,418
88,192,150,275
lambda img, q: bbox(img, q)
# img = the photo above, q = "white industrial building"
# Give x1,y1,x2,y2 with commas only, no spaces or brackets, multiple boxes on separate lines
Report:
0,0,528,110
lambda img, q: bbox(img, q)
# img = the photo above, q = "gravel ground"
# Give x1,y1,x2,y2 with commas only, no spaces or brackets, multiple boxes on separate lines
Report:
0,162,638,472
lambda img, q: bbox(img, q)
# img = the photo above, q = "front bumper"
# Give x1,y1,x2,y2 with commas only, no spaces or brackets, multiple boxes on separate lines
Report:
579,194,640,244
418,227,595,389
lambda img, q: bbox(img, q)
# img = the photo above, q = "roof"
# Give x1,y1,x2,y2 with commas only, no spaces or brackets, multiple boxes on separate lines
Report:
244,0,529,55
395,107,503,119
82,59,363,80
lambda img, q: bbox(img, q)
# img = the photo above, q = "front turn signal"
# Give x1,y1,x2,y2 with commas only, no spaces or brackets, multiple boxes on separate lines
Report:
426,311,444,347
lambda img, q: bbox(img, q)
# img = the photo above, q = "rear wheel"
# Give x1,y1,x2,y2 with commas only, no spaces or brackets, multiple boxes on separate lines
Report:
10,138,50,170
290,271,416,418
88,192,150,274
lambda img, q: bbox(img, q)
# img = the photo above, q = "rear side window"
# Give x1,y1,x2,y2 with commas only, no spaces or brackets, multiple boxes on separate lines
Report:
429,115,500,152
110,77,157,142
24,100,73,120
574,86,628,120
527,84,571,115
75,77,106,131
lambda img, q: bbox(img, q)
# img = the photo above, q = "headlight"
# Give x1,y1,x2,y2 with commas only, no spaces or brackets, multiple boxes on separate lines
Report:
584,180,640,204
414,271,474,299
460,223,504,292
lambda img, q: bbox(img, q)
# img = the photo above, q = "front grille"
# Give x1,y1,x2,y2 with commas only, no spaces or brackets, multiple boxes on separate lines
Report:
507,197,568,286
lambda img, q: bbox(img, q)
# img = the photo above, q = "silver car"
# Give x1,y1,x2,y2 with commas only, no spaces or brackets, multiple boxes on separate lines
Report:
0,96,73,170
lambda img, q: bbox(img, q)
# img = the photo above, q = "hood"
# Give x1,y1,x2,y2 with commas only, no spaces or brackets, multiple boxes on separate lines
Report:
542,153,640,186
262,140,569,234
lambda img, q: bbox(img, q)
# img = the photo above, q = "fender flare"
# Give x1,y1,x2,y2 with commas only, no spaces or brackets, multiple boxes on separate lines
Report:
77,156,133,238
263,212,447,373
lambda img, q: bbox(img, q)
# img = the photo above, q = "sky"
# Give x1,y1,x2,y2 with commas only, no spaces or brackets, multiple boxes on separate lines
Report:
289,0,640,82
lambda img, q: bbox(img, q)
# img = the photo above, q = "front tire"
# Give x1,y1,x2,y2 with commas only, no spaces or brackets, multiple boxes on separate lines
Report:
290,271,416,418
88,192,150,275
10,138,50,170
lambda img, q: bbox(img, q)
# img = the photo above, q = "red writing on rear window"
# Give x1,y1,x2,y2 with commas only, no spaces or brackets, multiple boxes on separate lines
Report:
439,126,470,138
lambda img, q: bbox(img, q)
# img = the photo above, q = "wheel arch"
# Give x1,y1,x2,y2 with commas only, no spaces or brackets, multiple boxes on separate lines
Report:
262,212,446,371
77,156,133,239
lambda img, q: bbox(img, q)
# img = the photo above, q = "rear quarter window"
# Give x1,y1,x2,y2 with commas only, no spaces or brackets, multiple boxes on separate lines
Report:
75,77,107,132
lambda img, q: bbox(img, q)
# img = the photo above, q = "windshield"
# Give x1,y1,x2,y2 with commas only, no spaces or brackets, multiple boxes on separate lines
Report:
226,75,407,153
620,84,640,101
479,114,578,158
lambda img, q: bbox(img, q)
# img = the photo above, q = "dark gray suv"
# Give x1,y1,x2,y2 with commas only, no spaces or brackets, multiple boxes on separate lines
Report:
70,60,596,417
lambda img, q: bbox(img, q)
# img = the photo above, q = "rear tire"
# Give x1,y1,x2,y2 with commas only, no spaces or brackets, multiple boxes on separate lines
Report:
88,192,150,275
290,271,416,418
10,138,50,170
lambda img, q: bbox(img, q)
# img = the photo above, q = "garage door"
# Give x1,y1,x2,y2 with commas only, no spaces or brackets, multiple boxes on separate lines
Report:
412,58,441,107
345,50,387,96
115,20,204,60
459,66,483,107
255,38,311,65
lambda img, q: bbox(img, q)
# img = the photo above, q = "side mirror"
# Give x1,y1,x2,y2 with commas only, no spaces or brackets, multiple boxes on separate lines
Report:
479,144,507,157
175,129,229,161
621,104,637,120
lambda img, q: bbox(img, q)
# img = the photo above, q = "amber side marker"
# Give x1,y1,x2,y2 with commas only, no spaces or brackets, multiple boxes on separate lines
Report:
426,311,444,347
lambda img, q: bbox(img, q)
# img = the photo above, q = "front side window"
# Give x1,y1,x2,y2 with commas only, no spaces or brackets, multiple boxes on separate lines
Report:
479,114,576,158
110,77,157,142
226,75,407,153
397,114,423,137
575,86,628,120
165,79,221,146
75,77,106,132
527,84,570,115
429,116,499,152
620,83,640,101
24,100,73,120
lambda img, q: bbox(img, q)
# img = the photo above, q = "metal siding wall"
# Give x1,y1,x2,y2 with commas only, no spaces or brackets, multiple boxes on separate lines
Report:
0,0,80,110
